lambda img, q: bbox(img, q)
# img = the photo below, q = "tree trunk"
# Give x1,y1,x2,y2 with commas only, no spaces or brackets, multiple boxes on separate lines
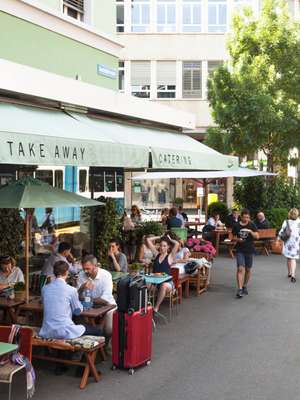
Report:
267,152,274,173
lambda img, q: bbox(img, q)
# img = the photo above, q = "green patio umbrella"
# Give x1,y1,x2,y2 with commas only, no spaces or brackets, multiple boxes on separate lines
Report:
0,176,103,302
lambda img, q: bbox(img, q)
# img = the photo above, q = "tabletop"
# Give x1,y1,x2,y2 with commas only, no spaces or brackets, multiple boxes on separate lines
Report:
110,271,129,282
0,297,25,309
144,274,172,285
0,342,18,357
19,298,115,319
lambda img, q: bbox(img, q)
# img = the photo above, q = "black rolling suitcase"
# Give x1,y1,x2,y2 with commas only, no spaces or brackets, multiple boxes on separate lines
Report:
116,275,147,313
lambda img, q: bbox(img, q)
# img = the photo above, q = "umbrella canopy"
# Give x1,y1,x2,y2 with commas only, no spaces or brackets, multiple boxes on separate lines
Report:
0,176,102,208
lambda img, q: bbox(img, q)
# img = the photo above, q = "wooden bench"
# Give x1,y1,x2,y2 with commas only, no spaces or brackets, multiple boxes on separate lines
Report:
29,327,105,389
255,228,277,256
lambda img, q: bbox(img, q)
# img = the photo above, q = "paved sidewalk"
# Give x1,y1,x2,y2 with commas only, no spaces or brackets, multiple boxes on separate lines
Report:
3,254,300,400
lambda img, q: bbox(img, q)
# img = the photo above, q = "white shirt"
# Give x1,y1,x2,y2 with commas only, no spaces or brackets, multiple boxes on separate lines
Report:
77,268,116,306
42,253,78,277
0,267,24,285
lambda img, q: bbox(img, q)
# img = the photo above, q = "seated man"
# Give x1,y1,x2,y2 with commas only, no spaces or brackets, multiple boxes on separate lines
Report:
77,255,116,337
167,207,184,229
39,261,86,339
226,209,240,229
254,211,271,229
107,239,128,273
41,241,78,278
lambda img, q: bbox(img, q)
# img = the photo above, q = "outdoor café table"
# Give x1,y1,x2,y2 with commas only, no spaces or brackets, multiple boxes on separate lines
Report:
0,342,18,359
110,271,129,282
213,229,229,256
0,297,25,324
17,297,115,327
143,274,172,286
185,221,205,235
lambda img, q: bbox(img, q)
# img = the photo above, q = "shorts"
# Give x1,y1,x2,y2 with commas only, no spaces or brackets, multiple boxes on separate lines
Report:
236,252,253,269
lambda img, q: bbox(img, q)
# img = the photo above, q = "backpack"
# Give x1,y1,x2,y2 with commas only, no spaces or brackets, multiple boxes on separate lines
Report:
279,220,291,242
184,261,199,275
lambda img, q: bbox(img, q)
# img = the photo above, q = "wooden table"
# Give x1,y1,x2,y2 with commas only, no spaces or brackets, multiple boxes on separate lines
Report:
0,342,18,358
185,221,205,235
17,298,115,326
0,298,25,324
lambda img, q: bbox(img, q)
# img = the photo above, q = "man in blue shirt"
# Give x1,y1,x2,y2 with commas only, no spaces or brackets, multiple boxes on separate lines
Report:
39,260,85,339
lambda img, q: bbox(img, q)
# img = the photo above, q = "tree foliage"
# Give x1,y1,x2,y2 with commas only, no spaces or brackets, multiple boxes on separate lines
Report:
0,209,23,257
206,0,300,171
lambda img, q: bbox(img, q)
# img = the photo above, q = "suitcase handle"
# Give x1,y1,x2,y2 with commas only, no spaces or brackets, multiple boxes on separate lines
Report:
139,286,148,316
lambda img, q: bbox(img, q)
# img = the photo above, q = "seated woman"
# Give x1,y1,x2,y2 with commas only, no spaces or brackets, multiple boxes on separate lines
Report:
175,240,191,263
146,235,179,313
138,235,156,270
108,238,128,273
0,255,24,291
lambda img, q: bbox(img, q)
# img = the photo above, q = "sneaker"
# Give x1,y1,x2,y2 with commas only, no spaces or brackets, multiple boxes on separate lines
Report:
291,277,296,283
236,289,243,299
242,286,248,295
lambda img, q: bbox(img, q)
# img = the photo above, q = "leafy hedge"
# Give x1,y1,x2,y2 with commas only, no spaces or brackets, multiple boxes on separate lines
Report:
207,201,229,223
265,208,288,232
0,209,23,257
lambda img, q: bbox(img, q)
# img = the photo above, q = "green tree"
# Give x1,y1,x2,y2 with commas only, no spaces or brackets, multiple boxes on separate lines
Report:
0,209,23,257
206,0,300,171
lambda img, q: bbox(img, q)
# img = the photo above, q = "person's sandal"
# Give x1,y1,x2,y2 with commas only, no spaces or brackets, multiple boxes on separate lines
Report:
291,277,296,283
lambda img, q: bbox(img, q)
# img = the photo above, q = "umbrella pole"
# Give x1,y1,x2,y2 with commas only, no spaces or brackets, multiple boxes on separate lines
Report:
25,209,30,303
204,179,208,223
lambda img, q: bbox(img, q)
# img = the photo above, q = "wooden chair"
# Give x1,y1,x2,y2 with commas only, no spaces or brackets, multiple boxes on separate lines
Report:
0,325,33,400
165,269,180,321
189,252,211,295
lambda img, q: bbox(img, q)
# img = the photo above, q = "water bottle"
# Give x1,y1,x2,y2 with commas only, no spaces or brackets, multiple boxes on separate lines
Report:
82,286,93,310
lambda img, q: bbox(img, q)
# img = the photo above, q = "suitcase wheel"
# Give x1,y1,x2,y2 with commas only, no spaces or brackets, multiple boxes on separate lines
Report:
111,365,117,371
146,360,151,366
128,368,135,375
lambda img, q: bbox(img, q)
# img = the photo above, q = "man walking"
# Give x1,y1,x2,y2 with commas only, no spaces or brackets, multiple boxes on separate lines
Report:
232,209,259,298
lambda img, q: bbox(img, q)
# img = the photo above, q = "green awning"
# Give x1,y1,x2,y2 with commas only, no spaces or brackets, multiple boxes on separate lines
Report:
0,102,149,168
72,114,239,171
0,102,238,171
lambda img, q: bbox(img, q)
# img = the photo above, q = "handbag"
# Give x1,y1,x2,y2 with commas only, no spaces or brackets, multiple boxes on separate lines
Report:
184,261,199,275
279,220,291,242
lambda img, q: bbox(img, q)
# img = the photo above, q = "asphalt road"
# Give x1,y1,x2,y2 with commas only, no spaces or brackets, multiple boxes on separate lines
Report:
4,254,300,400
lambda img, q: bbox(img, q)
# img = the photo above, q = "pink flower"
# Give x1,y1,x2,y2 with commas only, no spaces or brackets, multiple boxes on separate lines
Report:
186,239,194,247
193,245,202,252
194,238,200,245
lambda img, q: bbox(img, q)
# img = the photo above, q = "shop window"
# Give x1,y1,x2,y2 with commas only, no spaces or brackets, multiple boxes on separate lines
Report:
182,0,202,32
35,170,53,186
157,61,176,98
208,0,227,32
157,0,176,32
116,171,124,191
54,170,63,190
91,171,104,193
182,61,202,98
63,0,84,21
116,0,125,32
131,61,151,98
131,0,150,32
105,171,116,192
79,170,87,193
119,61,125,92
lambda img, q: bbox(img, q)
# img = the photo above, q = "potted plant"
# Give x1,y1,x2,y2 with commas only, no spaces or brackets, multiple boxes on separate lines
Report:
128,262,144,274
14,281,26,301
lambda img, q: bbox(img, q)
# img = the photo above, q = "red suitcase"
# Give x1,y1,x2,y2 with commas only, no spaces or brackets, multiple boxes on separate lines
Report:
112,306,153,374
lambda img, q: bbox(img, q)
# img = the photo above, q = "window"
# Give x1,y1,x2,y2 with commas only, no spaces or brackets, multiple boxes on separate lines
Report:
35,170,53,186
90,171,104,193
116,171,124,191
208,0,227,32
233,0,252,13
119,61,125,92
131,0,150,32
63,0,84,21
105,171,116,192
116,0,125,32
79,170,87,192
131,61,151,98
182,0,202,32
54,170,63,189
208,60,222,75
157,0,176,32
182,61,202,98
157,61,176,98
